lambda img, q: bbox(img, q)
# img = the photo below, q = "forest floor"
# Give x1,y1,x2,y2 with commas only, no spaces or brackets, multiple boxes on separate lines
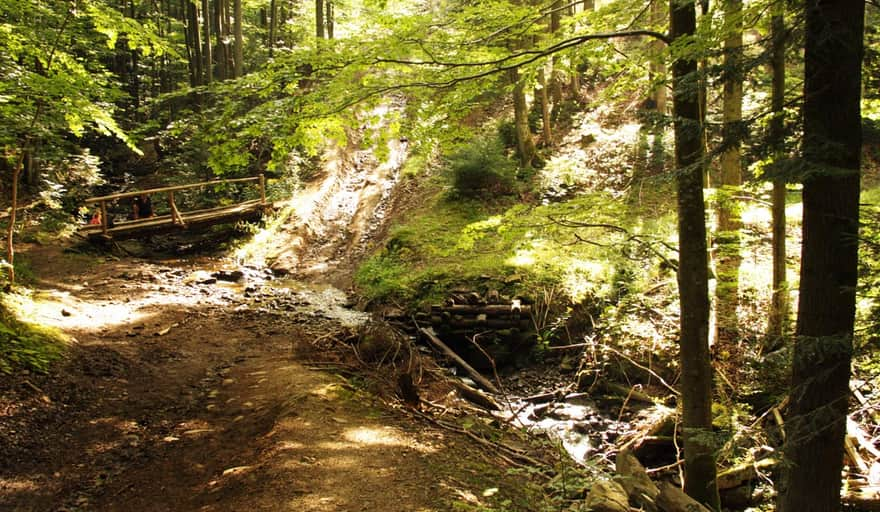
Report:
0,106,547,511
0,242,540,512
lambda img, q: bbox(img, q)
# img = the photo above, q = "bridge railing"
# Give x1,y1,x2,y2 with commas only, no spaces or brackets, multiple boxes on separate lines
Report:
83,175,266,235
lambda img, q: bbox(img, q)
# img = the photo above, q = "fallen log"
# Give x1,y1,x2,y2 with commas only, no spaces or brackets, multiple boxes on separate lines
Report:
615,449,660,512
430,316,531,329
843,489,880,511
716,458,776,490
656,481,711,512
584,478,630,512
450,379,500,411
592,379,658,404
420,327,500,394
432,304,532,315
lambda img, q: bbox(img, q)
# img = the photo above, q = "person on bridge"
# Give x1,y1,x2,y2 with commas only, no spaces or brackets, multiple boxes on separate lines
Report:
132,194,154,219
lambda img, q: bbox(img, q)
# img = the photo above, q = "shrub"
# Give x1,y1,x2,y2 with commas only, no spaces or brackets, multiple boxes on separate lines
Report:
447,136,517,199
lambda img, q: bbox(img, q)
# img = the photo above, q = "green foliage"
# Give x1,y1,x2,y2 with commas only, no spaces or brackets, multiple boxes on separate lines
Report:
0,295,67,374
857,187,880,349
446,136,517,199
356,155,680,318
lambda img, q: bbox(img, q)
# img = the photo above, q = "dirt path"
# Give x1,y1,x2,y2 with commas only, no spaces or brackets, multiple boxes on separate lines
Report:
0,248,535,512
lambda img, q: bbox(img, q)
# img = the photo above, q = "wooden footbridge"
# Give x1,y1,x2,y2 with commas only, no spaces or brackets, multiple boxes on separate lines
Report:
78,175,270,241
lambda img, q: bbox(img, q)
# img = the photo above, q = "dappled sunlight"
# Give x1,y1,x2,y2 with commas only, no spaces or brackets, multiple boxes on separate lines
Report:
309,382,347,399
21,290,205,333
0,477,41,494
342,426,437,453
508,248,536,267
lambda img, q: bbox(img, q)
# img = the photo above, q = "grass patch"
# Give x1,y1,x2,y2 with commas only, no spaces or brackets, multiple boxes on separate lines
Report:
355,184,679,309
0,292,69,374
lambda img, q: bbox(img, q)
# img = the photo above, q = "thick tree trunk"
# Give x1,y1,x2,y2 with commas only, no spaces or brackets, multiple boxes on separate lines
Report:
715,0,743,344
778,0,864,510
766,3,788,343
185,0,203,86
233,0,243,77
670,0,719,508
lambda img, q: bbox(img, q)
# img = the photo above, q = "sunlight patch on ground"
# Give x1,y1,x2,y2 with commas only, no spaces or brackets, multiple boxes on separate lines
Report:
309,383,346,399
0,478,40,494
273,440,305,452
22,286,217,333
313,426,438,454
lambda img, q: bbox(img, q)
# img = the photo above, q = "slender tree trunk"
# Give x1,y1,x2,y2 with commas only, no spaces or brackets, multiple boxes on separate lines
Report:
326,0,333,39
5,8,72,284
538,67,553,146
268,0,277,57
224,0,233,76
315,0,324,39
778,0,864,510
766,1,788,344
203,0,213,83
670,0,719,508
715,0,743,344
213,0,226,79
129,0,141,110
233,0,243,77
510,68,536,168
650,0,666,115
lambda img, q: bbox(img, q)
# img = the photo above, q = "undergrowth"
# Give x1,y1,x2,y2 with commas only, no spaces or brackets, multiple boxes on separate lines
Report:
0,293,68,374
355,179,678,313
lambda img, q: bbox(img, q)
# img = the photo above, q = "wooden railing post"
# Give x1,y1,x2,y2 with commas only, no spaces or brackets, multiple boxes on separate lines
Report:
259,174,266,204
168,191,185,227
100,200,108,234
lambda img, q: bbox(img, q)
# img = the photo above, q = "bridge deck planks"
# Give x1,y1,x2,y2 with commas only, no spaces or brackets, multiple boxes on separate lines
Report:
79,200,267,241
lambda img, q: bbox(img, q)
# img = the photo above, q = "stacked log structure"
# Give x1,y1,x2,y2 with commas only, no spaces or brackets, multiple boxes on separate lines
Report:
429,295,532,332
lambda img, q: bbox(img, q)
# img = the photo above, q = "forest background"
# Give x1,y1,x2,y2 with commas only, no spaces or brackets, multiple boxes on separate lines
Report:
1,0,879,511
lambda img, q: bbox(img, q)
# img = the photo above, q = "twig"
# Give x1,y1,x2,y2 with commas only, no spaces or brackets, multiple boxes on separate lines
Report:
646,458,685,474
408,408,553,474
602,344,680,397
546,342,590,351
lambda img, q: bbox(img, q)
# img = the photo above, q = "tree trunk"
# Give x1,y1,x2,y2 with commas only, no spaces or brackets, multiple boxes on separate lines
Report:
670,0,719,508
214,0,227,80
268,0,277,57
223,0,233,76
538,67,553,146
326,0,333,39
233,0,243,77
186,0,203,86
715,0,743,344
5,160,21,284
766,1,788,343
510,68,536,168
778,0,864,510
203,0,213,83
128,0,141,110
649,0,666,115
315,0,324,39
